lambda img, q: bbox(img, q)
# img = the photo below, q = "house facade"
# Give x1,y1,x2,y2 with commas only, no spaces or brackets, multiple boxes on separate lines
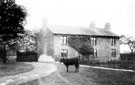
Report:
38,23,120,62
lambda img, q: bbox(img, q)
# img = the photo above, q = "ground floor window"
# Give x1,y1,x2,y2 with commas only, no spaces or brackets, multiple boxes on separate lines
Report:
94,49,97,57
61,49,68,57
111,49,116,57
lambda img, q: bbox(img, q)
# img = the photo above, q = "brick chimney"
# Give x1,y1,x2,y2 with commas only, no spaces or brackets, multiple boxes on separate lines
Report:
105,23,111,30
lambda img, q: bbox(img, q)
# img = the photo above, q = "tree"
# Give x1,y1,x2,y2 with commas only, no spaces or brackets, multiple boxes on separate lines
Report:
78,43,94,56
0,0,27,63
67,36,80,51
68,35,94,58
17,30,38,52
120,35,135,53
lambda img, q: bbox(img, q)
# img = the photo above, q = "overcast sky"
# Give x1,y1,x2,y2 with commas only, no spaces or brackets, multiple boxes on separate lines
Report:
16,0,135,37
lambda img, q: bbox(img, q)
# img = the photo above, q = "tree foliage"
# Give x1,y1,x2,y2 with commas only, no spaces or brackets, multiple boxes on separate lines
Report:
0,0,26,41
120,35,135,53
17,30,38,52
0,0,27,63
68,36,80,50
68,35,94,56
78,43,94,56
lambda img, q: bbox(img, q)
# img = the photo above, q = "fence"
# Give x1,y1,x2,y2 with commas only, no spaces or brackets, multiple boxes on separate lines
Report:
79,54,135,70
17,52,38,62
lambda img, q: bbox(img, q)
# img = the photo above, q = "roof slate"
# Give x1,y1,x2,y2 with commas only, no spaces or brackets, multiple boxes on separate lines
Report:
48,25,119,37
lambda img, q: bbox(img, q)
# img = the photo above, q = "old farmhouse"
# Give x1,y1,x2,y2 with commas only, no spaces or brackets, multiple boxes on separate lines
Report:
37,22,120,62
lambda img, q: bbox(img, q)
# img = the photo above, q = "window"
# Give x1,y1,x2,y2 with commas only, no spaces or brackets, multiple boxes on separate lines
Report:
94,49,97,57
111,38,116,46
111,49,116,57
90,37,97,45
61,49,68,57
61,36,67,45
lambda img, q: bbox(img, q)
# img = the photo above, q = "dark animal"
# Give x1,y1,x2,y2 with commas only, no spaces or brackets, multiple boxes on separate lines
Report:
60,57,79,72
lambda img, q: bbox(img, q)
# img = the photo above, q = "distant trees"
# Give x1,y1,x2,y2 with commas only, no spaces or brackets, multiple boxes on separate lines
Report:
68,36,94,58
120,35,135,53
0,0,27,63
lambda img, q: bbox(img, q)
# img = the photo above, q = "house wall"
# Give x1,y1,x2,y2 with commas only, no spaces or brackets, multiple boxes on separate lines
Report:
53,34,77,58
94,37,120,62
53,34,120,62
37,27,54,57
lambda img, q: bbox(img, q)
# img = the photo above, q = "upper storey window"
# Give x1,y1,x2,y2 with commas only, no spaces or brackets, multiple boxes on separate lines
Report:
61,36,67,45
111,38,116,46
90,37,97,45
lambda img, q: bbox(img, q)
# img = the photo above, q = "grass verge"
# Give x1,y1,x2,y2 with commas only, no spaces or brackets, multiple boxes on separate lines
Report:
0,62,34,78
83,66,135,85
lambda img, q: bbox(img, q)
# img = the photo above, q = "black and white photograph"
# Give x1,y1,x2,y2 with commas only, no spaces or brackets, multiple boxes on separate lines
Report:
0,0,135,85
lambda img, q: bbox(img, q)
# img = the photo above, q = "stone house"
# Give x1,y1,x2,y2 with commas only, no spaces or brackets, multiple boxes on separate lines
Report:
37,23,120,62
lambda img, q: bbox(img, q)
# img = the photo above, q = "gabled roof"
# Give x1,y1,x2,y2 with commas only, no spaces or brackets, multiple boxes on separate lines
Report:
48,25,119,37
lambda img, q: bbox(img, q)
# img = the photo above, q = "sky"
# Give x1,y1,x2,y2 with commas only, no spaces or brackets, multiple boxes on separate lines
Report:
16,0,135,37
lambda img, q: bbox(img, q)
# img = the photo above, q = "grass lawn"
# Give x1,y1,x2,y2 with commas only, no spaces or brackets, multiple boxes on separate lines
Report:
55,63,135,85
0,62,34,78
83,67,135,85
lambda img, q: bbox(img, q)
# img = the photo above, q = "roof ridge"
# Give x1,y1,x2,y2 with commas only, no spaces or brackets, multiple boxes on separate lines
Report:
47,25,119,37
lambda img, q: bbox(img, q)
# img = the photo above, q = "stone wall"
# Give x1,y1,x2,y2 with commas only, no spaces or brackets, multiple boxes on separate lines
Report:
93,37,120,62
53,34,78,58
37,27,54,57
53,35,120,62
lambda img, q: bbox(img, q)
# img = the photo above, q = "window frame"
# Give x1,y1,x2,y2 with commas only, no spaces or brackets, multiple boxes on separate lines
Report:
94,49,97,57
90,37,97,45
111,49,116,57
61,36,67,45
111,38,116,46
61,49,68,57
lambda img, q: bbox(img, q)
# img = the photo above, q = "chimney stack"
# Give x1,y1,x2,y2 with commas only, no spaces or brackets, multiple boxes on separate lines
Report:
89,21,96,28
105,23,111,30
